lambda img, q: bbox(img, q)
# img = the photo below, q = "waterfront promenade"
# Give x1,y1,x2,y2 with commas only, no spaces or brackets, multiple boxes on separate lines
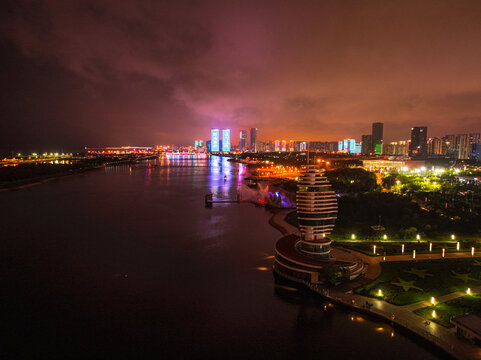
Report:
270,209,481,360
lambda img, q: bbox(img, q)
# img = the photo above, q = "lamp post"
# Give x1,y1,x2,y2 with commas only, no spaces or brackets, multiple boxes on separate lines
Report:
472,247,475,257
429,242,432,252
442,248,445,258
373,245,376,255
413,250,416,259
457,242,460,251
401,244,405,255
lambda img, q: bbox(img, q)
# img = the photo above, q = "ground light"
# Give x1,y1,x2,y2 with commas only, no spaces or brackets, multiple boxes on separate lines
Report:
416,234,420,240
373,245,376,255
457,242,460,251
431,297,435,305
401,244,405,254
472,247,475,257
351,234,356,240
378,289,382,297
467,288,471,295
442,248,445,258
432,310,436,318
383,234,387,240
413,250,416,259
429,242,432,252
452,234,455,240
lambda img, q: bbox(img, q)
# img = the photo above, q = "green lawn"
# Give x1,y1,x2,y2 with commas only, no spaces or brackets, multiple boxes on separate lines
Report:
355,258,481,305
335,241,471,256
414,294,481,327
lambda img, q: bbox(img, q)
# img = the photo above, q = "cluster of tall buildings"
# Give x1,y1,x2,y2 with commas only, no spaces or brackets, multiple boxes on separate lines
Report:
206,127,258,153
200,123,480,160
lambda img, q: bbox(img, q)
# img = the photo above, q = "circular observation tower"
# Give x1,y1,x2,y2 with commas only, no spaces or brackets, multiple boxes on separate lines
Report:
274,165,363,285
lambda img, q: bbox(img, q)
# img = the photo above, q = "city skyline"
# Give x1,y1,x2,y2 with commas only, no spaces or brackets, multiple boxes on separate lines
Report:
2,1,481,152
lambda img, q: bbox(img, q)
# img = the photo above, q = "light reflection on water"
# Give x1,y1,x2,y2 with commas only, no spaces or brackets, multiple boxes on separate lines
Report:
0,155,441,360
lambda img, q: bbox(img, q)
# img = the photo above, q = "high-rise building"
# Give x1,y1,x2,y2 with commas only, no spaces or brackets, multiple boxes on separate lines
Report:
371,122,383,151
211,128,220,152
339,139,356,153
361,134,372,155
239,130,247,152
194,140,203,148
457,134,470,159
274,140,280,152
281,140,287,152
250,128,257,152
470,133,480,145
409,127,427,156
427,137,446,155
222,129,231,152
289,140,295,152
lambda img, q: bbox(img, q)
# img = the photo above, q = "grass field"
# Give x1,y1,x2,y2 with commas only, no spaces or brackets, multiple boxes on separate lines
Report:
355,258,481,305
414,294,481,327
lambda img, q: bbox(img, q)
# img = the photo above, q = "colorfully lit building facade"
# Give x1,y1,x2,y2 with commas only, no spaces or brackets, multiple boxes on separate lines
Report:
222,129,231,152
211,128,220,152
275,140,280,152
281,140,287,152
338,139,356,153
240,130,247,152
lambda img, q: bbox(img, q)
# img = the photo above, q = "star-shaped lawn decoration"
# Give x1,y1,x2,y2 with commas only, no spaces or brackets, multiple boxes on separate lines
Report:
404,268,433,279
472,259,481,267
391,278,423,292
451,271,477,283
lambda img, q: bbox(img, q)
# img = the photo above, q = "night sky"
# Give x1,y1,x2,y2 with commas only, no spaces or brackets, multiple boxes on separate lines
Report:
1,0,481,151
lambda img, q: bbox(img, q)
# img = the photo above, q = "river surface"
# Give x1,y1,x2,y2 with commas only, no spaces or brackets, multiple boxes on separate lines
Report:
0,156,440,359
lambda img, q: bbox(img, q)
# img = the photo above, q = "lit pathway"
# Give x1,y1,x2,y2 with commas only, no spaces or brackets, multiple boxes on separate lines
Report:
269,210,481,360
403,285,481,311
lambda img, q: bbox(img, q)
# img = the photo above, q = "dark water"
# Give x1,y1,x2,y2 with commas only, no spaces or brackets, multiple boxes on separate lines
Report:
0,156,440,359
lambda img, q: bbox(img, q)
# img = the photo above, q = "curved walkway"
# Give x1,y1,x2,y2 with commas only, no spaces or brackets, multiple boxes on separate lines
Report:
268,209,481,360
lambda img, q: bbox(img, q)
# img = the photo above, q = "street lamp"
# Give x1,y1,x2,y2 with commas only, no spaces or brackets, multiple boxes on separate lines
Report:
432,310,436,318
416,234,420,240
413,250,416,259
429,242,432,252
401,244,405,254
451,234,455,240
472,247,475,257
384,234,387,240
467,288,471,295
457,242,460,251
373,245,377,255
431,297,435,305
442,248,445,258
352,234,356,240
378,289,382,297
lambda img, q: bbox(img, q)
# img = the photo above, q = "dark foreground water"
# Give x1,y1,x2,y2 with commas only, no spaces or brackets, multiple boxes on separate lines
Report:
0,156,440,359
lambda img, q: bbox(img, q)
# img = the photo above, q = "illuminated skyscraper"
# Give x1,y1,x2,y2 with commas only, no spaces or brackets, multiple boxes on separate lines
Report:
372,122,383,151
239,130,247,151
211,128,220,152
250,128,257,152
274,140,280,152
281,140,287,152
410,127,427,156
222,129,231,152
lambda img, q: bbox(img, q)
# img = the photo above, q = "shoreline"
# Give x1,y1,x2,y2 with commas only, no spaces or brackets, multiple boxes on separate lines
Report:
268,209,481,360
0,165,103,192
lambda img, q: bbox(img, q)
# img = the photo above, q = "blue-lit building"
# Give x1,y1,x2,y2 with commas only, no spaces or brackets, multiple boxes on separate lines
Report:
222,129,231,152
211,128,220,152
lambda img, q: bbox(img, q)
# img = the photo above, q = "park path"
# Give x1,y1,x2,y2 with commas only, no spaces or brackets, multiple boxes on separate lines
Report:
403,284,481,311
269,209,481,360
